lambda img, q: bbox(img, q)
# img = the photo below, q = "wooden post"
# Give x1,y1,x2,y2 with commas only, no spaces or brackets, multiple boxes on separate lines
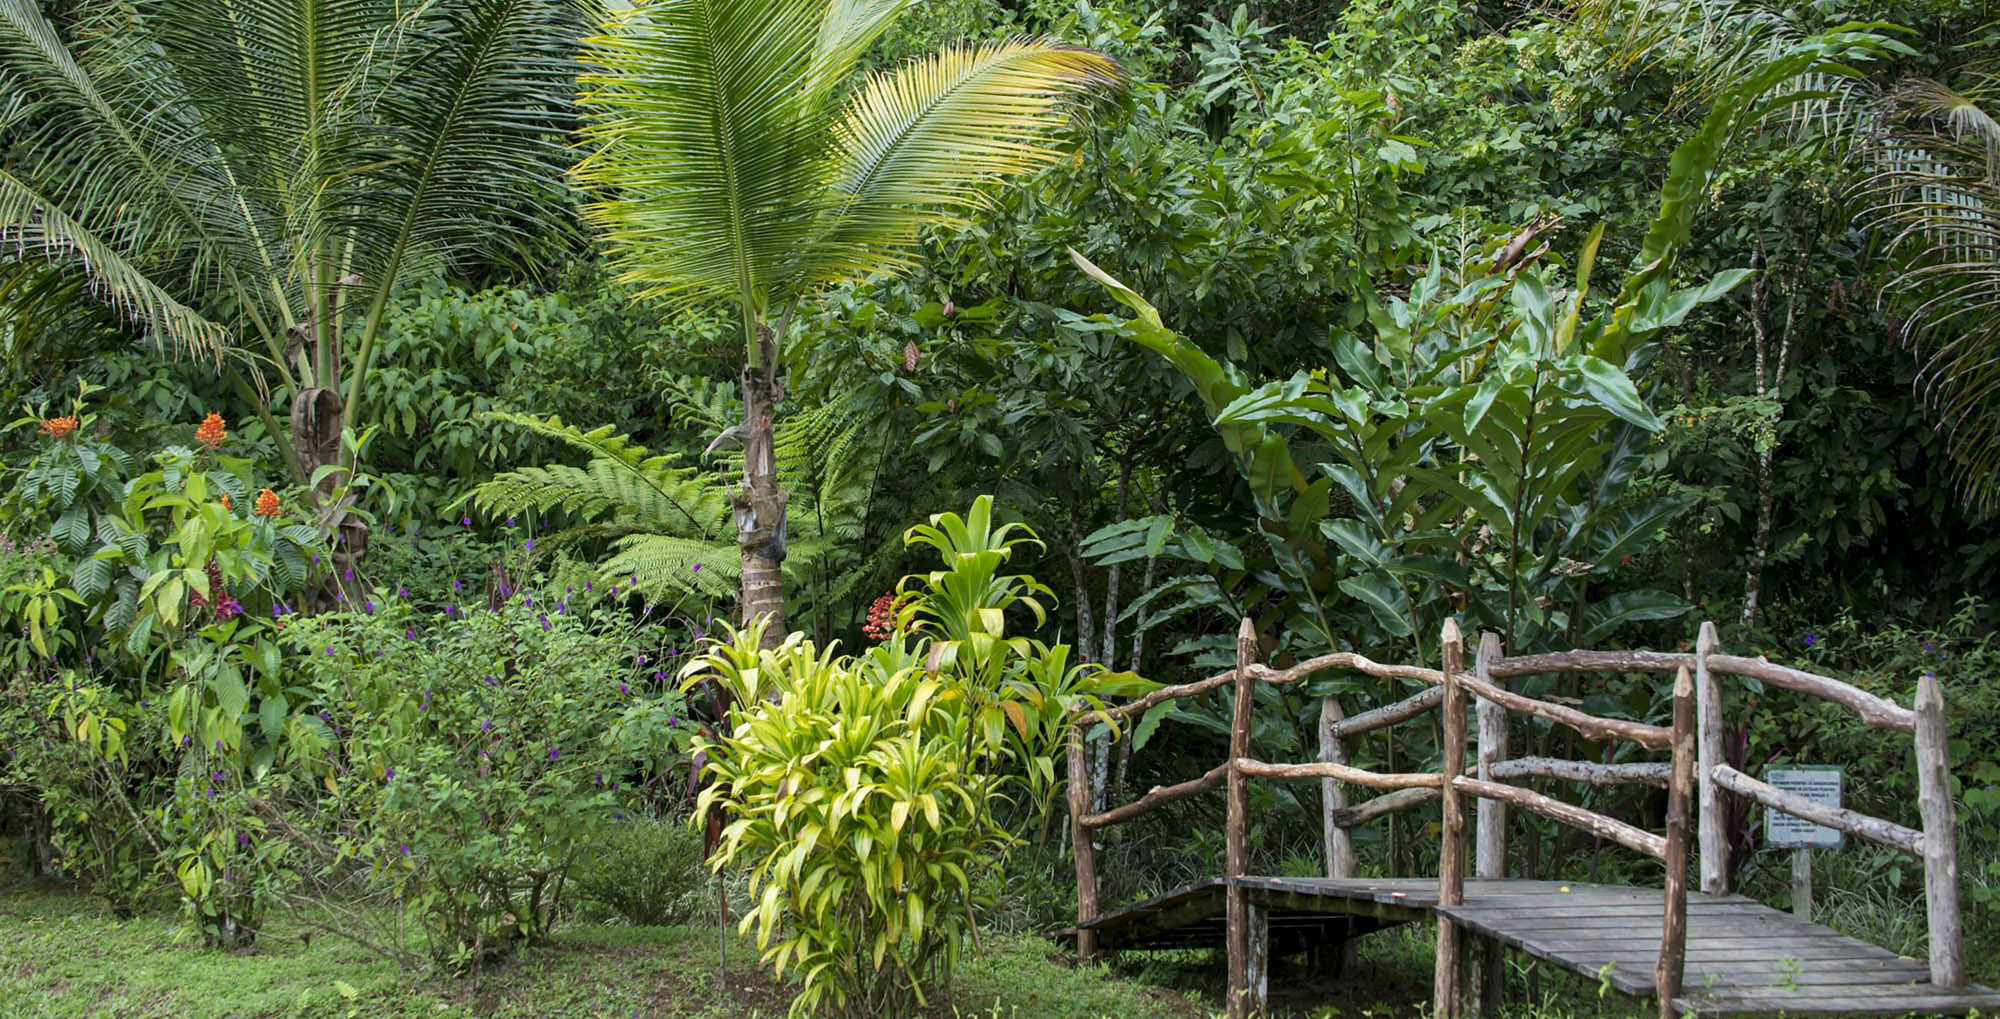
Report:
1320,690,1360,976
1433,619,1466,1018
1656,666,1694,1019
1915,674,1962,987
1791,848,1812,920
1321,695,1355,880
1226,617,1258,1018
1473,633,1506,1011
1696,621,1727,896
1246,901,1270,1017
1067,721,1099,961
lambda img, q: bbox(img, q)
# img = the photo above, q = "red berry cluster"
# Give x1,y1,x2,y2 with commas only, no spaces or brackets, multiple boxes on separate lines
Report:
862,592,903,642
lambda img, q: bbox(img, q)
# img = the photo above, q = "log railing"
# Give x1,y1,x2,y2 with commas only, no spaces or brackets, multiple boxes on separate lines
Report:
1064,615,1966,1018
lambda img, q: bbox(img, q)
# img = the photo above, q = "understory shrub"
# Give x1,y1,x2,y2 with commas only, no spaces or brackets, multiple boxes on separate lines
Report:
282,578,690,969
576,815,710,926
687,497,1147,1018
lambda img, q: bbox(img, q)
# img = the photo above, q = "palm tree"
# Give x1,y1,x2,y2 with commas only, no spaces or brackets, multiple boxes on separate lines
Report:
571,0,1121,642
0,0,590,572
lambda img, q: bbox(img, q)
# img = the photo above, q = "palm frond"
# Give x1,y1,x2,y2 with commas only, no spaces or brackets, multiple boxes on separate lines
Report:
803,39,1121,286
574,0,842,310
0,168,229,357
1862,98,2000,510
345,0,590,285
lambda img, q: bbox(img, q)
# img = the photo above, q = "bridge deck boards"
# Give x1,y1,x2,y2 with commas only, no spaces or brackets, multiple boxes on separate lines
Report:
1073,876,2000,1017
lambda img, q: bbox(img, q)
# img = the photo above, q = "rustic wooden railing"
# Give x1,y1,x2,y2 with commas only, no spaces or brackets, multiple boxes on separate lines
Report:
1065,616,1965,1019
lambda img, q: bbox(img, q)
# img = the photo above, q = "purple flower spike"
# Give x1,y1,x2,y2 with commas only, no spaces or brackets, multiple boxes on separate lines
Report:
384,767,394,781
585,580,593,593
525,539,534,552
405,629,416,640
548,746,559,762
345,568,355,582
480,720,491,731
398,586,408,598
691,563,701,573
540,614,551,632
325,647,336,656
334,590,345,603
453,579,463,591
506,517,516,527
619,683,629,695
461,516,471,526
1804,633,1817,647
363,600,375,612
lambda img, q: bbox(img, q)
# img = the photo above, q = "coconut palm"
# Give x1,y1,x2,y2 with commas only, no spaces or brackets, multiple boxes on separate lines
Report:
0,0,591,563
572,0,1122,642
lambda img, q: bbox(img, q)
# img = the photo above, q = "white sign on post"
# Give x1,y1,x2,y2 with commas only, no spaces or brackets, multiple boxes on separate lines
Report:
1764,765,1844,849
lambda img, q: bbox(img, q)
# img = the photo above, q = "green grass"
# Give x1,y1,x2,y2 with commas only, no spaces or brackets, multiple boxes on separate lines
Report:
0,881,1201,1019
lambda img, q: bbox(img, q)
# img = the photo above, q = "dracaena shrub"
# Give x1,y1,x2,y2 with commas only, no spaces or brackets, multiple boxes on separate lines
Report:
685,496,1144,1018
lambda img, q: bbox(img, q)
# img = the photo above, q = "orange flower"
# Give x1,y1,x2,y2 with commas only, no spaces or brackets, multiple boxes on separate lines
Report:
220,494,233,512
253,489,281,518
195,412,226,448
38,416,78,439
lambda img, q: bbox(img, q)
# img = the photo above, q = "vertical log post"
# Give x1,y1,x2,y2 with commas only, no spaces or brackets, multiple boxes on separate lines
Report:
1915,674,1963,987
1321,695,1355,880
1226,617,1259,1018
1320,690,1359,975
1246,902,1270,1016
1695,621,1727,896
1067,719,1098,961
1791,849,1812,920
1433,619,1467,1018
1657,665,1695,1019
1473,633,1506,1010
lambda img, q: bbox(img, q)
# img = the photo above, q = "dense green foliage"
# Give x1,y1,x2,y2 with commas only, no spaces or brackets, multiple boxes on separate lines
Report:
3,0,1999,1014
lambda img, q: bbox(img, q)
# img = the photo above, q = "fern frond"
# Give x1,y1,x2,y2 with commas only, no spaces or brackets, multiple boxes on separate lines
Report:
604,534,741,599
479,412,727,539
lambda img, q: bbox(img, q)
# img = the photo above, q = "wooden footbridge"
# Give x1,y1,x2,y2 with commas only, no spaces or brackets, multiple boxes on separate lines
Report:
1063,619,2000,1017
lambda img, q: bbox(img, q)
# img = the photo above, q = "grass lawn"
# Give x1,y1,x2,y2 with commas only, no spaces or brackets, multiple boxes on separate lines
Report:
0,880,1202,1019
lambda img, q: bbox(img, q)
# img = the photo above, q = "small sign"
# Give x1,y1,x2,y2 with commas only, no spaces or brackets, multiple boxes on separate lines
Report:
1765,765,1844,849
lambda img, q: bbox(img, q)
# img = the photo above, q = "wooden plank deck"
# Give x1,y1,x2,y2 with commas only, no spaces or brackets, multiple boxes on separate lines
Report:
1073,876,2000,1016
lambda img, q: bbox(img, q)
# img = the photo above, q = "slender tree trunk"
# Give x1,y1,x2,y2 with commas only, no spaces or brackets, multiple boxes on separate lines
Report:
735,326,788,648
1740,239,1797,629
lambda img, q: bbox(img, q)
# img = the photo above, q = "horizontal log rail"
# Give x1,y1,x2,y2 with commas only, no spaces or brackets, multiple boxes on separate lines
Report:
1458,671,1673,750
1488,756,1670,787
1490,649,1693,677
1707,655,1916,732
1454,775,1668,861
1079,670,1235,724
1238,758,1443,790
1248,652,1444,688
1711,764,1924,856
1330,786,1438,828
1332,686,1443,739
1081,763,1229,829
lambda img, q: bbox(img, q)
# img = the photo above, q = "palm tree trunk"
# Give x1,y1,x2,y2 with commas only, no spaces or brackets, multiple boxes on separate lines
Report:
735,327,788,648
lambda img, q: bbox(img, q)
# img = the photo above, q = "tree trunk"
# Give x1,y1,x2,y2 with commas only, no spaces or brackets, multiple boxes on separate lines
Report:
734,336,788,649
